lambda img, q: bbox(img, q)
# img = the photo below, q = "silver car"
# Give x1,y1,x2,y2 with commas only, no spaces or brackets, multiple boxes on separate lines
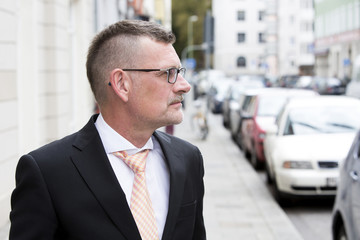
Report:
332,130,360,240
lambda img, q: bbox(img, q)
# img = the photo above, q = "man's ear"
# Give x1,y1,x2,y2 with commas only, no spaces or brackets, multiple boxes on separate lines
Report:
109,68,130,102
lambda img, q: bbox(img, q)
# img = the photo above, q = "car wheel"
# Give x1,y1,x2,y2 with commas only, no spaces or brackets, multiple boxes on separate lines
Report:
241,139,250,159
265,161,273,184
230,128,237,142
240,135,251,160
223,117,229,128
251,146,260,169
273,178,291,207
235,125,243,149
335,224,347,240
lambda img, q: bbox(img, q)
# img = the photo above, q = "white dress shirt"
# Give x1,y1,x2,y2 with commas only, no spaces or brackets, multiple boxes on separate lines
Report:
95,114,170,239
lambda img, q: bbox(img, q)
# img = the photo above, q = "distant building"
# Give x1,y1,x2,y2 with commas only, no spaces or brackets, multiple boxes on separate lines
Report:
314,0,360,80
212,0,267,76
277,0,315,76
264,0,278,77
212,0,314,77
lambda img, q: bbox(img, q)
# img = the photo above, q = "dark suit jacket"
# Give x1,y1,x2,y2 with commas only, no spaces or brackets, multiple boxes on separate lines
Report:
9,115,206,240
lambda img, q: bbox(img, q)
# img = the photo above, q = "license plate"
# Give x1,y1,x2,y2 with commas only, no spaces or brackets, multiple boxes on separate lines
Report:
326,177,337,187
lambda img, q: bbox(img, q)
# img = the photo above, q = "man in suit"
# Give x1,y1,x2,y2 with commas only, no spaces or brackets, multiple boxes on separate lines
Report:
9,20,206,240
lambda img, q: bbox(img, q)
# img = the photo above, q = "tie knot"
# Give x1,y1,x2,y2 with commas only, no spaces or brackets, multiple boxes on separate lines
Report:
114,149,149,173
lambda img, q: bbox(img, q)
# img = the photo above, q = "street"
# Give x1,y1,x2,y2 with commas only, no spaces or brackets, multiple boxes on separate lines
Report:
174,95,333,240
258,170,334,240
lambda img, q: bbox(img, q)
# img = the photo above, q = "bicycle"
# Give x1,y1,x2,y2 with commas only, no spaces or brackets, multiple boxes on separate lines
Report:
191,99,209,140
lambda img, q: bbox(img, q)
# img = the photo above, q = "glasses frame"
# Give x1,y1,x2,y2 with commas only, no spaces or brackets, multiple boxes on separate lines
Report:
122,67,186,84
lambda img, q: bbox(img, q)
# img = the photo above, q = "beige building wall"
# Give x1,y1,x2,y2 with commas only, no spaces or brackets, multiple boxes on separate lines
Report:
154,0,172,29
0,0,95,229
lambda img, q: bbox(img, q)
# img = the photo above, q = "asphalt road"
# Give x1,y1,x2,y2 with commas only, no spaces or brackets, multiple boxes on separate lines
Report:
257,171,334,240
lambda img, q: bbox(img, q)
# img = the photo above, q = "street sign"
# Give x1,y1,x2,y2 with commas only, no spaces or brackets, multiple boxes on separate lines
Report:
186,58,196,69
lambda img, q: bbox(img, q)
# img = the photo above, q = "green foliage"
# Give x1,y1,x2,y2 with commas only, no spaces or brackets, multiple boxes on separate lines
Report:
172,0,211,69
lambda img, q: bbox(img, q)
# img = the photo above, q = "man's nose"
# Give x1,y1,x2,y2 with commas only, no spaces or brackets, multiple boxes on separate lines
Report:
175,74,191,93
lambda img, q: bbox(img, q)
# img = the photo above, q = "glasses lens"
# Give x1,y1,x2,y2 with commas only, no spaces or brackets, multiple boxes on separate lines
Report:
167,68,176,83
167,68,186,83
179,68,186,77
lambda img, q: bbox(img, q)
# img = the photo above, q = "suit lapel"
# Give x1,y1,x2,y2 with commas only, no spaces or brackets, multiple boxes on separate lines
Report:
70,115,141,240
154,131,187,240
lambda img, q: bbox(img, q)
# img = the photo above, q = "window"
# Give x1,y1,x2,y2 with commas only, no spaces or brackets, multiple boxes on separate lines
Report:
300,21,313,32
237,10,245,21
289,15,295,24
259,11,265,21
259,33,266,43
290,36,295,45
237,56,246,67
300,43,314,54
238,33,246,43
300,0,313,9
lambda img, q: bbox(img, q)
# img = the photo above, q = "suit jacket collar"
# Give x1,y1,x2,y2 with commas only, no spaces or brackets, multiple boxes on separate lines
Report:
71,115,141,240
71,115,187,240
153,131,187,240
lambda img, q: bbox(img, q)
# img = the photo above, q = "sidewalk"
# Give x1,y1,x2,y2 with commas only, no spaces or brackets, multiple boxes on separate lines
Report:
174,100,303,240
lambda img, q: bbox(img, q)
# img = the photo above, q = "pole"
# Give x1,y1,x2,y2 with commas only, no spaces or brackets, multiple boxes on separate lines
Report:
187,15,198,59
204,10,211,71
181,44,207,67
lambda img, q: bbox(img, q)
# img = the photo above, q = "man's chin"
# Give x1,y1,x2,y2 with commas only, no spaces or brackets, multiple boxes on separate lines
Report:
166,112,184,126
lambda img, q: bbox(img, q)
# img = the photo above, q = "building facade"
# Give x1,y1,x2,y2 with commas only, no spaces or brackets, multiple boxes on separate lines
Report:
0,0,95,230
314,0,360,80
212,0,315,77
212,0,267,76
263,0,278,77
276,0,315,76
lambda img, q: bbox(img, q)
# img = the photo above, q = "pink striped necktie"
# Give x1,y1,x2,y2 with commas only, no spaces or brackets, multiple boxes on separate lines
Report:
113,149,159,240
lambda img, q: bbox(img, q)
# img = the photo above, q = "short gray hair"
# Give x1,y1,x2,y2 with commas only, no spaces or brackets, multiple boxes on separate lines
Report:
86,20,176,105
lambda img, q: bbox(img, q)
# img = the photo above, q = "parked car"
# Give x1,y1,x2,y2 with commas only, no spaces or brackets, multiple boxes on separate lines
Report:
278,75,300,88
207,77,234,114
310,76,346,95
332,130,360,240
236,74,267,87
192,69,226,98
264,75,279,87
264,96,360,204
228,88,258,143
222,79,265,129
294,76,313,89
239,88,318,169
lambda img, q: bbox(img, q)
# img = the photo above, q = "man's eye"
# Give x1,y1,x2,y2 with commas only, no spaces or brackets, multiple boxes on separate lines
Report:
168,68,176,77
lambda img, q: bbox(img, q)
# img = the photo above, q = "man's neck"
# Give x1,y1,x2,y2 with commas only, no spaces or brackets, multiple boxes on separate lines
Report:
101,111,154,148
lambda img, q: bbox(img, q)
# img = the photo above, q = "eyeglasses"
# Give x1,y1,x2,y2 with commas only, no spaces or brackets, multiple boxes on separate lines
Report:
122,67,186,84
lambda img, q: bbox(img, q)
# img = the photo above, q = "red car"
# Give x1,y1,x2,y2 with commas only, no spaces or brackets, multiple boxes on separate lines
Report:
240,88,318,169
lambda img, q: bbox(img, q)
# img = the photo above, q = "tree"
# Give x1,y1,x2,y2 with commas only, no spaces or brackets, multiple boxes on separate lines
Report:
172,0,211,70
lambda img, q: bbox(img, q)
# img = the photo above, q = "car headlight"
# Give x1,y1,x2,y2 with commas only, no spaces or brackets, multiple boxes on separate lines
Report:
282,161,313,169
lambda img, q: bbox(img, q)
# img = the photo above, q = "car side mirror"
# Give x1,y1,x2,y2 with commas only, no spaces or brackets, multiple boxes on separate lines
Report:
241,112,253,120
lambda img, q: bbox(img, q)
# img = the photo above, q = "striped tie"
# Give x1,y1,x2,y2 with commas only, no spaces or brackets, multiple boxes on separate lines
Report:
113,150,159,240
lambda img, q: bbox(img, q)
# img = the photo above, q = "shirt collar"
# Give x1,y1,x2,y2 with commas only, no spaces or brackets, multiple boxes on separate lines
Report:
94,113,153,155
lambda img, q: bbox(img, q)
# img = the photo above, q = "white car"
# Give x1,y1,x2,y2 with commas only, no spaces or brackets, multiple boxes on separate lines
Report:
264,96,360,204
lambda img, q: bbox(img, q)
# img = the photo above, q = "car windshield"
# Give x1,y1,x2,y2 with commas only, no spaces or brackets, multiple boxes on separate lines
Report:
285,106,360,135
258,95,287,116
